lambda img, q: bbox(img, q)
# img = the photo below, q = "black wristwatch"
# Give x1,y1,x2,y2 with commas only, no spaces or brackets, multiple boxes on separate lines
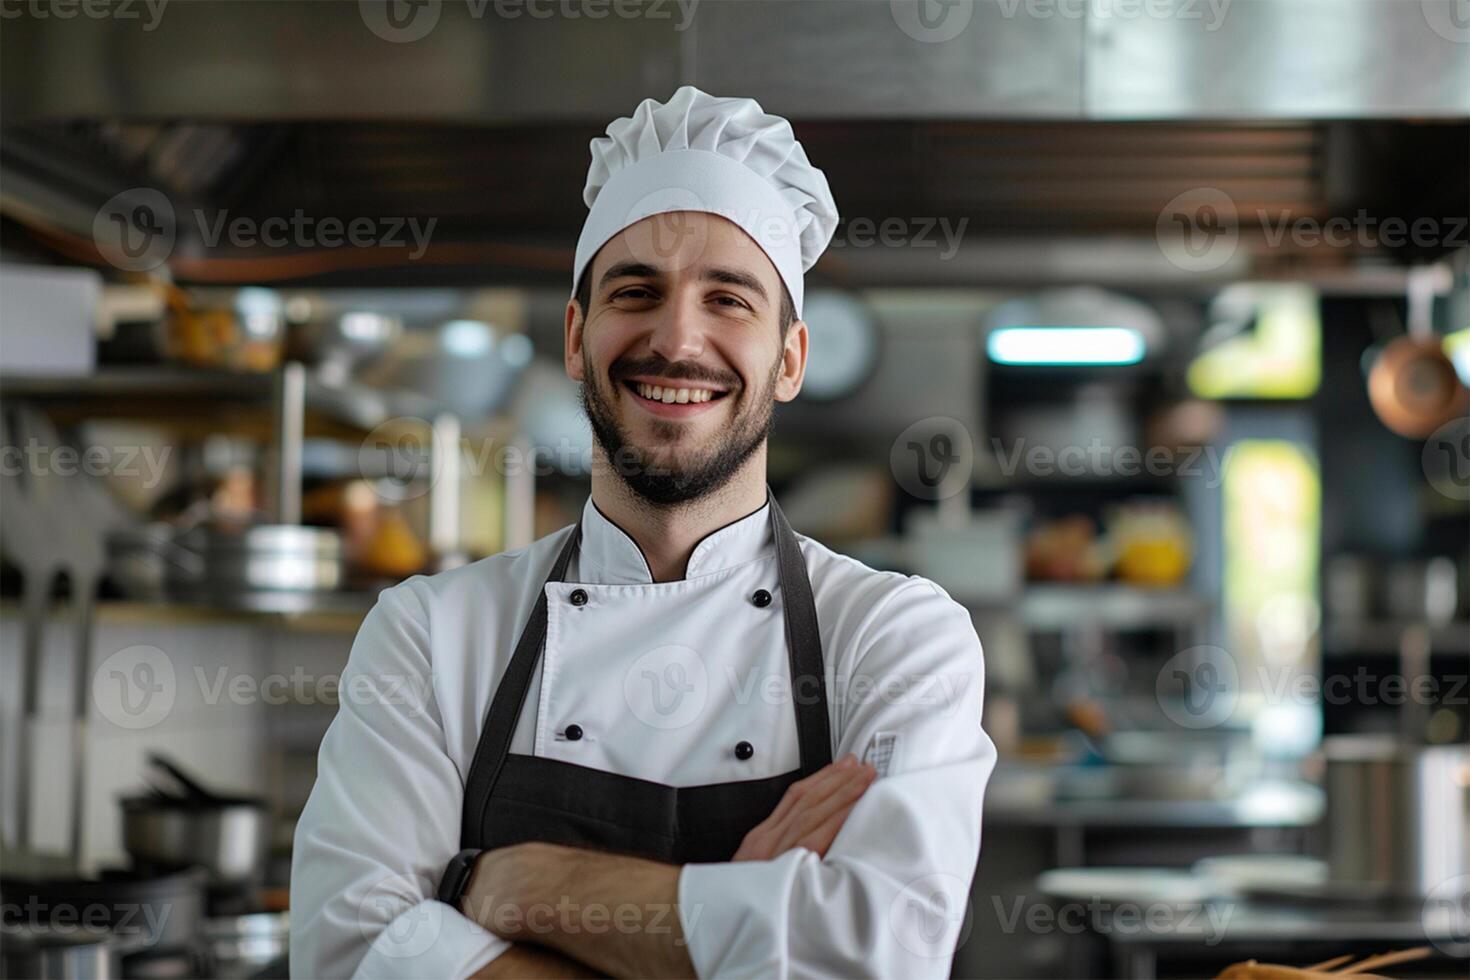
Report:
437,848,484,908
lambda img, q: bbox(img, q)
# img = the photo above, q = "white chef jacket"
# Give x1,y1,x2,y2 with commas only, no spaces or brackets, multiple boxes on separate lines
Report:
290,496,996,979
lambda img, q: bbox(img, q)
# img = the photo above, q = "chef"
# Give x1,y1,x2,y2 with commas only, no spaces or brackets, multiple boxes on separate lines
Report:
290,86,996,979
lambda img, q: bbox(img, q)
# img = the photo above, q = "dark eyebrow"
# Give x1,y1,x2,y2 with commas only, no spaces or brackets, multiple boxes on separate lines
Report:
598,261,663,291
702,266,769,305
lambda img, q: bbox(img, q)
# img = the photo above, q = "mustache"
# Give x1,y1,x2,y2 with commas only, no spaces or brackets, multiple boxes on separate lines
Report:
608,355,740,390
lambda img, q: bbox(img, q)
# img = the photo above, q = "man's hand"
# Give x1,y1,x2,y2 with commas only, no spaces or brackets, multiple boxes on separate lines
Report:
470,944,605,978
732,754,877,862
462,842,693,979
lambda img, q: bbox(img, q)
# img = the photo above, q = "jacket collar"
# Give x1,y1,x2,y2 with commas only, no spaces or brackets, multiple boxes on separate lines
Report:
578,494,775,585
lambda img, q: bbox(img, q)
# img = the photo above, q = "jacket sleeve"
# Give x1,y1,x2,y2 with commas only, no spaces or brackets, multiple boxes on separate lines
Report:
289,583,511,979
677,578,996,978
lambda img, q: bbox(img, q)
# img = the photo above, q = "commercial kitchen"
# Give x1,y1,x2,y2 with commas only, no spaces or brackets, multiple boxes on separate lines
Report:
0,2,1467,978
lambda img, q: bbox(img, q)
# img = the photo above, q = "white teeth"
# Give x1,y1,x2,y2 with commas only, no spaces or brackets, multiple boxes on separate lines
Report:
634,383,716,404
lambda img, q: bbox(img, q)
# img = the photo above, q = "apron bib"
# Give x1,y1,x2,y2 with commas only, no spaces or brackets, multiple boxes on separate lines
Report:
459,491,832,864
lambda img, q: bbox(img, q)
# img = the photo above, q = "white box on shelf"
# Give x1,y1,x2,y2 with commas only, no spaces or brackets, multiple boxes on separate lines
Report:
903,507,1022,604
0,265,100,377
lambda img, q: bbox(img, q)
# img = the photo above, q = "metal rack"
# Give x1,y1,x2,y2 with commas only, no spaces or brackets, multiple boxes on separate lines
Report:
1,362,463,554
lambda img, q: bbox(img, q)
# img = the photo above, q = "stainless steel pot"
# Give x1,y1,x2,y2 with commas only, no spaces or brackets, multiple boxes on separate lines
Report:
119,755,270,884
204,911,290,980
121,799,270,884
1323,736,1470,897
0,924,122,979
169,524,343,601
0,867,205,969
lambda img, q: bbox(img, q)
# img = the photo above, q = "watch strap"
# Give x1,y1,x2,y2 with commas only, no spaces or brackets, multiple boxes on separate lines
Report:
436,848,483,907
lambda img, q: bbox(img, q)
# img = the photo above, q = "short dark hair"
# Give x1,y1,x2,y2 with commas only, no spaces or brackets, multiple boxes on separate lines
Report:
574,268,797,339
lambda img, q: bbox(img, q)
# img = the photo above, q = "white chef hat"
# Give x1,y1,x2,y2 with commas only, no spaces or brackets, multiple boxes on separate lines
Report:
573,85,838,319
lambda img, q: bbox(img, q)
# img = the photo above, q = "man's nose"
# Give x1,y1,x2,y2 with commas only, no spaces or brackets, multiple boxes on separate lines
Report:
646,290,706,363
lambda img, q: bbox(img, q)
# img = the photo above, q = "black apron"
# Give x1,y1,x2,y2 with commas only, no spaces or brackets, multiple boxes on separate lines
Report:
459,491,832,864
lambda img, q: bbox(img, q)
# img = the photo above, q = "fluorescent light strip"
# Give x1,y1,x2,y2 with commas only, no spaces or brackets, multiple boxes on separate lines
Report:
987,327,1146,366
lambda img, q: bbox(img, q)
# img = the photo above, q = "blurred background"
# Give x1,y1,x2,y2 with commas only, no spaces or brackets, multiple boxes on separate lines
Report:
0,1,1468,977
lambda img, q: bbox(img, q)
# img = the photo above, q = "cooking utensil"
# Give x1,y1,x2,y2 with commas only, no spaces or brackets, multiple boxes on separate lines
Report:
0,407,63,857
1368,336,1467,439
0,405,114,864
23,408,111,863
1366,266,1468,439
120,756,270,884
1323,736,1470,898
169,524,343,606
146,753,222,803
1,866,207,969
1216,946,1431,979
104,524,204,600
203,911,289,980
0,922,124,979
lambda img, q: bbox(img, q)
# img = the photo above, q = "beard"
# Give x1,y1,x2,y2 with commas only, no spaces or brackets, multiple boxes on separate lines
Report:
580,351,778,506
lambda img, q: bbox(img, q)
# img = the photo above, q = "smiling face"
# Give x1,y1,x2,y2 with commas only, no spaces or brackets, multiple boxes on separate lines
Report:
565,211,807,505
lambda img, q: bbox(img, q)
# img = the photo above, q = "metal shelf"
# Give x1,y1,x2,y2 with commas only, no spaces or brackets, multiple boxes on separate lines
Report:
0,594,373,632
2,362,463,553
0,365,445,433
1324,618,1470,656
961,584,1211,630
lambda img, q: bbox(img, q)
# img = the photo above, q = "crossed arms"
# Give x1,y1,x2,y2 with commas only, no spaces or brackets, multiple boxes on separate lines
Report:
465,757,878,978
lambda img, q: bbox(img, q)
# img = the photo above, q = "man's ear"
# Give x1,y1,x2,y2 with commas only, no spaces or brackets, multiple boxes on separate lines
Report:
773,319,808,403
564,298,585,382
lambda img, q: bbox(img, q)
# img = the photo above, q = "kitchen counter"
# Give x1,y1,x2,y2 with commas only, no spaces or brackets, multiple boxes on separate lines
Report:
1092,899,1468,979
986,775,1325,829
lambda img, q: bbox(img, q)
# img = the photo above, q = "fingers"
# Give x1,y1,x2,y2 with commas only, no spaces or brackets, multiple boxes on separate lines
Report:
789,763,875,844
768,760,876,852
800,798,861,857
734,755,880,861
765,754,860,826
